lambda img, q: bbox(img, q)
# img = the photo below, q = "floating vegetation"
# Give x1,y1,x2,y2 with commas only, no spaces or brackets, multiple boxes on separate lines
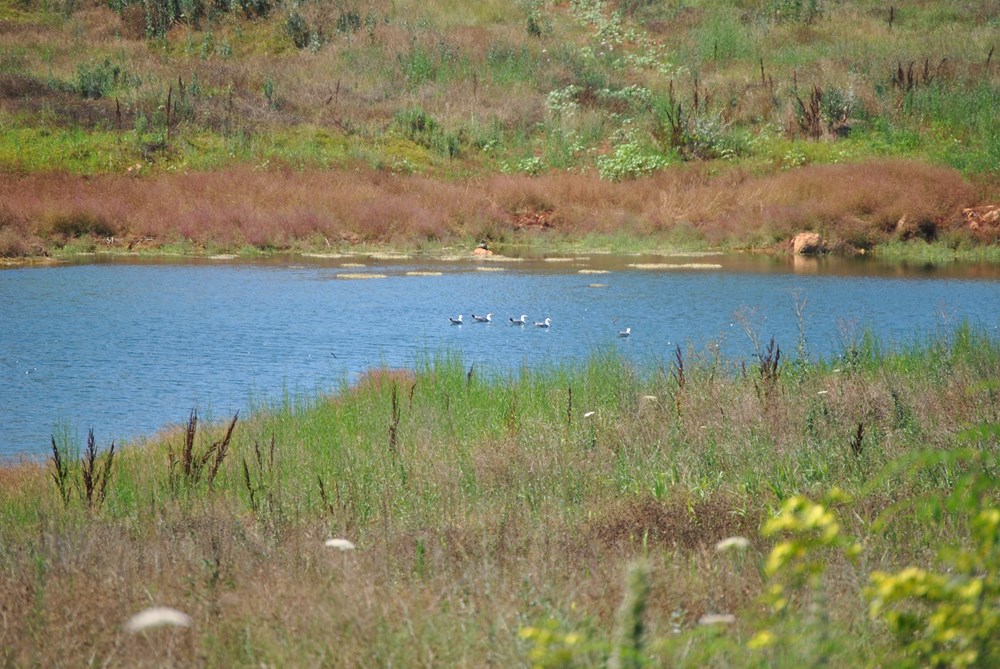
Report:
406,271,443,276
628,263,723,270
475,267,505,272
340,262,367,268
543,257,579,263
578,269,610,274
302,253,348,259
367,253,412,260
337,273,387,280
589,283,608,288
480,255,524,263
674,251,725,257
208,254,238,260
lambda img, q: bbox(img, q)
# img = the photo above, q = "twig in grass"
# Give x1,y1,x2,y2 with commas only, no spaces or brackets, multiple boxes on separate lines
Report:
671,345,685,390
671,345,685,416
80,429,115,510
50,436,70,508
165,85,172,141
388,383,400,457
243,435,277,515
850,422,865,457
754,338,782,401
794,85,823,139
169,410,239,490
318,474,338,517
50,430,115,509
567,385,573,426
207,414,238,487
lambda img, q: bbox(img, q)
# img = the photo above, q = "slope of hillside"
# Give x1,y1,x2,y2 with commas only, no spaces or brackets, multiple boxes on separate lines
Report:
2,0,999,257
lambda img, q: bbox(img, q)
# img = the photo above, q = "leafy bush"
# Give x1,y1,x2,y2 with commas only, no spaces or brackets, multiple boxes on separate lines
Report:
391,108,460,158
285,11,310,49
596,140,670,181
685,113,750,160
769,0,823,24
867,439,1000,669
75,59,126,99
334,8,361,34
110,0,270,38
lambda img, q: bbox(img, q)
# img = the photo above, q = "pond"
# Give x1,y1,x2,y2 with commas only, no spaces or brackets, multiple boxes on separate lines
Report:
2,251,1000,460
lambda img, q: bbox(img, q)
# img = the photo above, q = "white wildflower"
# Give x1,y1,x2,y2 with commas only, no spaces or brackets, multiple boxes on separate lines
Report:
715,536,750,552
698,613,736,625
124,607,192,633
325,538,356,551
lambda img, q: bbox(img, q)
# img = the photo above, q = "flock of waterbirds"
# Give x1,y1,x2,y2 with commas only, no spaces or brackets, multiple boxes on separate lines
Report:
450,313,630,337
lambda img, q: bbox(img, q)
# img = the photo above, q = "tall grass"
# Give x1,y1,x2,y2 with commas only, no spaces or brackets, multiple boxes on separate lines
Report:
1,327,998,665
0,158,981,257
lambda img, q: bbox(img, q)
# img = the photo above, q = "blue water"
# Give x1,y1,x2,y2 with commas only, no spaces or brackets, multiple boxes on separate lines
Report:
2,253,999,459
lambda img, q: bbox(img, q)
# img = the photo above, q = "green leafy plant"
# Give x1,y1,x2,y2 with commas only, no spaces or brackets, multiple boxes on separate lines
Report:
75,58,125,99
749,489,861,655
866,431,1000,669
596,140,669,181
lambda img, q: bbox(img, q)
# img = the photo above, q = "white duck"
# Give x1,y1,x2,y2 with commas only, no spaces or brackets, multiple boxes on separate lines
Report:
534,318,552,328
510,314,527,325
472,313,493,323
449,315,463,325
618,327,631,337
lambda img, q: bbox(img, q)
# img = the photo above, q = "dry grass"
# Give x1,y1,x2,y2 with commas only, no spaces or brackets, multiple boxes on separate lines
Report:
0,159,982,255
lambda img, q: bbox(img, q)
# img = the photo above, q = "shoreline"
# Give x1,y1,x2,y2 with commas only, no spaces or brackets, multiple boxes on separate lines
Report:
2,160,998,266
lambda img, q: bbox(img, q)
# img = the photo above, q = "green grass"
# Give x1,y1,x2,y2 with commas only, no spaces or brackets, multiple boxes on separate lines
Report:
3,0,999,180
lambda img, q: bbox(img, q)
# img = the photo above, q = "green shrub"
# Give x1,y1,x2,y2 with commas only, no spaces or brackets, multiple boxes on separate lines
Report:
75,58,126,99
769,0,823,24
596,140,671,181
285,11,310,49
391,108,460,158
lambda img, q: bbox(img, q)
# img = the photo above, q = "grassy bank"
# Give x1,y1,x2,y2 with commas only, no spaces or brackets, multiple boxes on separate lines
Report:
2,327,999,666
1,159,997,261
2,0,1000,258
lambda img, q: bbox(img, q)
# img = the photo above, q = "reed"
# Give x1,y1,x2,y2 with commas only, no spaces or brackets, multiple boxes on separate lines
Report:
49,429,115,510
167,410,238,491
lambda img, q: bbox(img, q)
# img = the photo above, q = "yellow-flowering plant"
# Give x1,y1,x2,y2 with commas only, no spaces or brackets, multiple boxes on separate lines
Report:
866,437,1000,669
749,488,862,660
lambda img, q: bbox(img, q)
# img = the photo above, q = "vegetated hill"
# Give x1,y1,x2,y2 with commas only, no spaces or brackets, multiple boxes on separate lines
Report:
1,0,999,255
